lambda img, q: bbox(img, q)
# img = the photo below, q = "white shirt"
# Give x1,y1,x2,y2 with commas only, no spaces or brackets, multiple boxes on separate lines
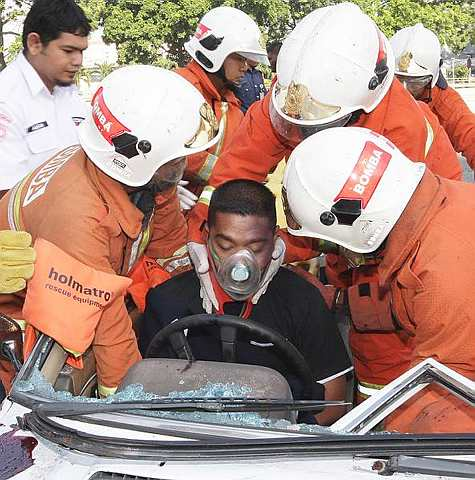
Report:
0,53,88,189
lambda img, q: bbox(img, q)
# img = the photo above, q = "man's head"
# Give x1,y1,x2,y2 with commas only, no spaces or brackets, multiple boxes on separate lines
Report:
390,24,441,102
207,180,277,300
185,6,268,87
22,0,91,92
267,41,281,73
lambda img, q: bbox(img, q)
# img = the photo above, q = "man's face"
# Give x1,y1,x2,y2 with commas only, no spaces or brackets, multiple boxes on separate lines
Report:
27,32,88,89
222,53,249,86
207,212,276,273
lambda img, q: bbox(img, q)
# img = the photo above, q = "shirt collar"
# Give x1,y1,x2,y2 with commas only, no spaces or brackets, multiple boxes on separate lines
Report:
16,52,52,97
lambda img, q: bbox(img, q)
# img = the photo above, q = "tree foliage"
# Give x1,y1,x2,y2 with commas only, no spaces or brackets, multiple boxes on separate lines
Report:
101,0,473,68
0,0,31,70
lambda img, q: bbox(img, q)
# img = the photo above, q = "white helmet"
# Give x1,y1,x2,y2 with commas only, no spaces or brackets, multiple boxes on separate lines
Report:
79,65,220,187
282,127,425,254
184,6,269,73
391,23,441,88
270,2,395,145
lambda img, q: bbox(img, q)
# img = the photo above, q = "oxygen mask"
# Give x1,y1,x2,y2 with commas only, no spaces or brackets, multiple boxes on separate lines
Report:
212,248,261,301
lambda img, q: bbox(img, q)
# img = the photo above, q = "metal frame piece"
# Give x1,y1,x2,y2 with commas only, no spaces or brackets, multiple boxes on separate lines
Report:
330,358,474,434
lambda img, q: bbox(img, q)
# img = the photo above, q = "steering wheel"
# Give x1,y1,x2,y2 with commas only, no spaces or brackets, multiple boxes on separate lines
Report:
145,313,319,400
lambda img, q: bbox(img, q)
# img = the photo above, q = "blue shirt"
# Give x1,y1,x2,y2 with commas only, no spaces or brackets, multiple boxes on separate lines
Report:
235,68,267,113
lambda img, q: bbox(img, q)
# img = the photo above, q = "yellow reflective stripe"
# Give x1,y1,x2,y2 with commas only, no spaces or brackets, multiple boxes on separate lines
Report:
138,223,151,258
197,102,228,182
156,245,190,271
128,218,153,272
198,153,219,182
7,176,29,231
197,185,216,207
424,117,434,158
357,381,386,397
98,384,117,398
64,347,82,358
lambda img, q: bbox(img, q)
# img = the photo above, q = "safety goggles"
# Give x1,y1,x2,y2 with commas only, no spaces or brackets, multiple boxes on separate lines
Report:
396,74,432,101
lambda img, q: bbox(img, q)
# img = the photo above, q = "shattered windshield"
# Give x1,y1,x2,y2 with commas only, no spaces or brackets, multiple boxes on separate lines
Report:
10,340,338,435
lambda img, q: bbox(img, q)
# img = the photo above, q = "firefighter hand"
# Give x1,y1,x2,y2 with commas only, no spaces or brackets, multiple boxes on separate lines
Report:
187,241,218,313
177,180,198,210
251,237,286,305
0,230,36,293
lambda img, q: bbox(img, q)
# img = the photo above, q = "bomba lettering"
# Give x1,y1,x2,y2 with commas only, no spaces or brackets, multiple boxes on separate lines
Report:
352,149,383,195
92,97,112,133
48,266,112,302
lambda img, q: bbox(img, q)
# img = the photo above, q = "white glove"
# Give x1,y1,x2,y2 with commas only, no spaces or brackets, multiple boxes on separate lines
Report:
251,237,286,305
187,241,218,314
177,180,198,210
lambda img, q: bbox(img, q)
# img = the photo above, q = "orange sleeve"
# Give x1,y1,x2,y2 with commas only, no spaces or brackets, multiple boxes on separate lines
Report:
430,86,475,169
187,93,290,243
418,102,462,180
146,187,187,260
33,213,141,390
279,228,319,263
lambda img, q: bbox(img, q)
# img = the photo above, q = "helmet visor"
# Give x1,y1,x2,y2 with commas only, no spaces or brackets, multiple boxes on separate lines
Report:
396,74,432,101
273,82,343,121
185,102,221,150
236,51,270,66
270,90,351,146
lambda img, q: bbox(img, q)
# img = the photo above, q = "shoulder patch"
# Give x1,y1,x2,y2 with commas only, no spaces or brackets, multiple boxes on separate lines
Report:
23,145,80,207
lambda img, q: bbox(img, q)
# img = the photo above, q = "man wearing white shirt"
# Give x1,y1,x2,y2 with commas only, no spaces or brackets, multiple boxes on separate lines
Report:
0,0,91,195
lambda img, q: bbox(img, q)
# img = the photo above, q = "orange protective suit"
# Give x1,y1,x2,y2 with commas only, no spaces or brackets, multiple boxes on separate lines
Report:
175,61,244,189
0,146,187,395
187,78,462,395
429,84,475,169
378,170,475,433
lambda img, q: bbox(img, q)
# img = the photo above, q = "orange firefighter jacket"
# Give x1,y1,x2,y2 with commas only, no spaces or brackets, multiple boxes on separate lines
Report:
175,61,244,188
379,170,475,433
429,85,475,169
0,147,187,394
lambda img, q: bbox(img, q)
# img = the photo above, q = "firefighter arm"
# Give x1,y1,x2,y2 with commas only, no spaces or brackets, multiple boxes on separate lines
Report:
93,297,142,396
410,267,475,379
146,187,190,274
188,94,290,244
431,87,475,169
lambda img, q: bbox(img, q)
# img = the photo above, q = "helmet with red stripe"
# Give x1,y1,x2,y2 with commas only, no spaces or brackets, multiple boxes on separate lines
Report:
282,127,425,253
270,3,395,146
79,65,221,187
